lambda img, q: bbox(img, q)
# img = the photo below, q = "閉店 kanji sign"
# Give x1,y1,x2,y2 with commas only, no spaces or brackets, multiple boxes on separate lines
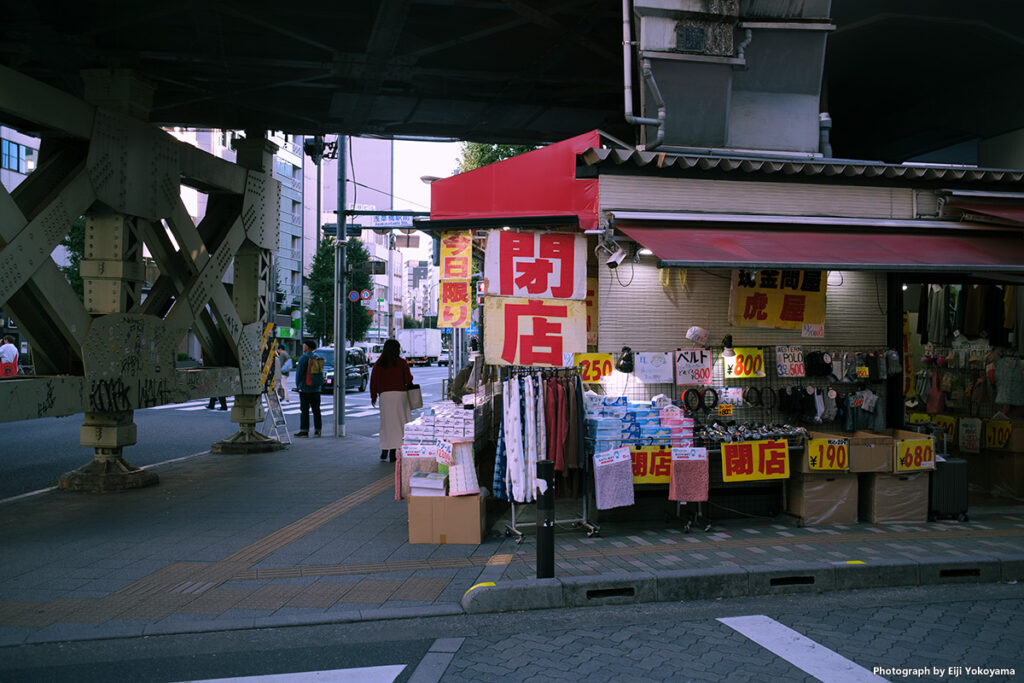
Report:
729,269,826,330
439,230,472,328
483,297,586,366
721,439,790,482
483,230,586,300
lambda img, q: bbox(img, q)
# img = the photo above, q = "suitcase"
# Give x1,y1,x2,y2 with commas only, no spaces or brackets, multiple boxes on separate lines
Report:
929,457,969,522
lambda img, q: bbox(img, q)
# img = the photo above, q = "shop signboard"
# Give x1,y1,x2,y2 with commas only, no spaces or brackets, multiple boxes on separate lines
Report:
729,269,826,331
630,444,672,484
439,279,472,328
483,230,586,300
723,347,766,379
775,345,805,377
674,348,713,385
806,437,849,471
439,230,473,329
721,439,790,482
483,297,586,366
575,353,614,383
634,352,674,383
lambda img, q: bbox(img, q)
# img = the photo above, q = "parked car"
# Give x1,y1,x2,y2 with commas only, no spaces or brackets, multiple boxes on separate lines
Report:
315,347,369,393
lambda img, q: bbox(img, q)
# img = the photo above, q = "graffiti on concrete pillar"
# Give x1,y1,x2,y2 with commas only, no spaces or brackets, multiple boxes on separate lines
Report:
89,378,131,412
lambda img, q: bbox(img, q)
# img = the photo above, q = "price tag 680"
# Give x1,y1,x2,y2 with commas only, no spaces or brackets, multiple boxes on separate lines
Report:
575,353,614,383
896,438,934,471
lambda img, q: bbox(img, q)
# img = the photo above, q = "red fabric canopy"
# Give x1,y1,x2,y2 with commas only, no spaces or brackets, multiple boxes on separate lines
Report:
429,130,600,232
949,201,1024,224
620,225,1024,271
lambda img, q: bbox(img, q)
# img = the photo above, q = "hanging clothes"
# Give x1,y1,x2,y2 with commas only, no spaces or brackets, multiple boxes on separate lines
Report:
926,370,946,414
1017,286,1024,356
994,357,1024,406
962,284,986,339
916,284,930,343
986,285,1009,348
523,376,538,503
493,407,508,501
503,378,527,503
926,284,948,347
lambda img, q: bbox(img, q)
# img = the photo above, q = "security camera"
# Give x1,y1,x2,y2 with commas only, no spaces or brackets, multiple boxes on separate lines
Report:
606,247,627,269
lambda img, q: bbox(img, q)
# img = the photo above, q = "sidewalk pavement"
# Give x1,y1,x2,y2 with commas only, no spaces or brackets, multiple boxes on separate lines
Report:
0,434,1022,647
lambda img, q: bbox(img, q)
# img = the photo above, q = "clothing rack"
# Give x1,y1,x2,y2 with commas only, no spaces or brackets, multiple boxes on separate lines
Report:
501,366,599,543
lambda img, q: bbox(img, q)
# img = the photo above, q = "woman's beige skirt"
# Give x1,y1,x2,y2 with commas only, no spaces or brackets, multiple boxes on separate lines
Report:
379,390,411,450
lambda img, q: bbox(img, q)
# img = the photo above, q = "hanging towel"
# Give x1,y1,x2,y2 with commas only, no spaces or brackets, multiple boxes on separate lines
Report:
593,448,635,510
669,448,709,502
926,370,945,414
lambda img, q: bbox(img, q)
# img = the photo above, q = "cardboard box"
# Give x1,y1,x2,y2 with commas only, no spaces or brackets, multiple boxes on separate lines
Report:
848,431,893,472
991,452,1024,498
852,430,936,473
798,432,852,474
858,472,929,523
787,472,857,525
408,493,486,544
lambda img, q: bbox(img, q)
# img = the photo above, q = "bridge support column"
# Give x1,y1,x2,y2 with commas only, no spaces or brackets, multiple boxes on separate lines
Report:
60,412,157,491
212,132,283,454
60,212,158,491
60,68,159,492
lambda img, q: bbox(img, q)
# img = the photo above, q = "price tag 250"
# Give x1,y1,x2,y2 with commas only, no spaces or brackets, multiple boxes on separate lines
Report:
575,353,614,383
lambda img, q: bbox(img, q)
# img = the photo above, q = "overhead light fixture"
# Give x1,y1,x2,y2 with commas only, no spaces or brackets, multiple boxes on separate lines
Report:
721,335,735,358
638,248,653,256
501,226,511,231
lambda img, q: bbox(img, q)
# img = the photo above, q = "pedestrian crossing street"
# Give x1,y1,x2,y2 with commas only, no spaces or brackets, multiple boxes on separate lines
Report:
146,397,380,419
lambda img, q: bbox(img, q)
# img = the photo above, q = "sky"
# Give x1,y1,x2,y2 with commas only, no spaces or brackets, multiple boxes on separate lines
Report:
390,139,463,261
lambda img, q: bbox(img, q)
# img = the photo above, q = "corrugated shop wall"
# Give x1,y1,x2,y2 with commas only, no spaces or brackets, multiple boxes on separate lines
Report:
597,263,887,352
595,263,890,413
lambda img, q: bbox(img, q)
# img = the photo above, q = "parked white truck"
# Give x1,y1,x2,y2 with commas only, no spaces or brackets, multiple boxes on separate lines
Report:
396,328,442,366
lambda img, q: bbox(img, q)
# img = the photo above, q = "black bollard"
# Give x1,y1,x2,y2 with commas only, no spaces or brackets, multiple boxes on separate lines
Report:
536,459,555,579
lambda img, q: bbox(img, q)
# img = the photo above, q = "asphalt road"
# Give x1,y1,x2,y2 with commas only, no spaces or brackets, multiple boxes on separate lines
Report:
0,365,451,501
0,583,1020,682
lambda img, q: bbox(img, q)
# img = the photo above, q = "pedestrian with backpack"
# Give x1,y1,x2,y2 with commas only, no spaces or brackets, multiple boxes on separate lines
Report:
294,339,324,437
0,336,18,377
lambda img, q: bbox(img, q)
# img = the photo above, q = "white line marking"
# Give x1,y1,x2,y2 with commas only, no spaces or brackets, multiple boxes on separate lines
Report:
178,664,406,682
718,615,887,682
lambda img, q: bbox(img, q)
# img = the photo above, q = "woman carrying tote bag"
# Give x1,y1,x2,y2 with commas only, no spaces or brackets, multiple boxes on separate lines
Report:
370,338,414,462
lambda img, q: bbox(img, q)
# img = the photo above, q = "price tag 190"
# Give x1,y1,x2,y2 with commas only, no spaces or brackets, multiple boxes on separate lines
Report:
806,438,849,471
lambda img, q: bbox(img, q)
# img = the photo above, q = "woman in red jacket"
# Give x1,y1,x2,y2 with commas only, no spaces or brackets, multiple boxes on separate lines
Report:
370,338,414,462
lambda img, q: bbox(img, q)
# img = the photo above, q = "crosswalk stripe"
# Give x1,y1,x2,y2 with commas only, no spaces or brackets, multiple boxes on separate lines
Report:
718,615,886,682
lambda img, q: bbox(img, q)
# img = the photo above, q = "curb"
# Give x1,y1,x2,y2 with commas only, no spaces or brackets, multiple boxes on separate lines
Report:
461,556,1017,614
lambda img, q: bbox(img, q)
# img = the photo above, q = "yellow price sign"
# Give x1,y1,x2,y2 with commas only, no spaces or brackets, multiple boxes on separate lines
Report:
718,403,733,417
856,365,870,379
575,353,614,383
933,414,957,440
896,438,934,471
721,439,790,482
907,413,931,424
985,420,1012,449
723,347,765,379
806,438,849,471
630,445,672,484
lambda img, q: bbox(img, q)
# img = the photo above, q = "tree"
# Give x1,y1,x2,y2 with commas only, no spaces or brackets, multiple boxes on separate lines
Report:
59,217,85,301
458,142,537,172
304,236,373,345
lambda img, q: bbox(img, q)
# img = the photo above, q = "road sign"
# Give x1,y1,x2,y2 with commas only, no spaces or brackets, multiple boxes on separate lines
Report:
361,289,371,300
348,291,359,302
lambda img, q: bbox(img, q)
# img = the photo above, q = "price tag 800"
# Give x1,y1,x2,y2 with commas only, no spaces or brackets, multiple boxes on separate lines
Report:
575,353,614,383
896,438,934,471
724,347,765,379
806,438,849,471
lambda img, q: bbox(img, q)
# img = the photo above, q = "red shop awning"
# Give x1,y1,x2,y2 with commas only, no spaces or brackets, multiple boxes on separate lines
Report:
948,201,1024,224
618,224,1024,272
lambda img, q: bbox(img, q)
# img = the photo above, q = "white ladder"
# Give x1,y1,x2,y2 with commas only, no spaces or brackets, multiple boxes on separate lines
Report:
262,392,292,445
